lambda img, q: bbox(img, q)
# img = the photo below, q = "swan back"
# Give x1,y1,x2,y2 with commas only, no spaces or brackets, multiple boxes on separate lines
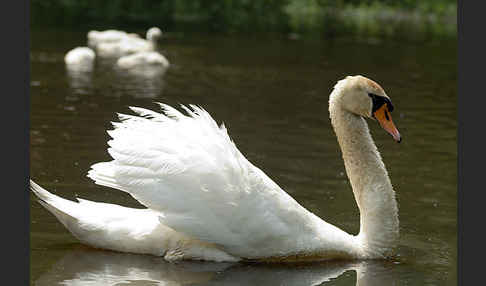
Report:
116,51,170,69
97,35,155,57
119,38,155,54
87,29,129,47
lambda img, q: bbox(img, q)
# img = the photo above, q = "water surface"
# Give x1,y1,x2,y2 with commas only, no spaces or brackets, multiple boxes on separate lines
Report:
30,28,456,285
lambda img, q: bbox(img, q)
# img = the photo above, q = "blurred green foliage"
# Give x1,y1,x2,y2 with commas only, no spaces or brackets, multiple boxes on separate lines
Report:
31,0,175,28
31,0,456,40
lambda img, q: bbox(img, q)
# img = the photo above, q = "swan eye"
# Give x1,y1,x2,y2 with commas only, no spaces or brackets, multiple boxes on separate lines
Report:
368,93,394,114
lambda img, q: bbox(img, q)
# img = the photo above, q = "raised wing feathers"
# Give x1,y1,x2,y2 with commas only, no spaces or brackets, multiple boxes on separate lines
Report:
87,104,318,258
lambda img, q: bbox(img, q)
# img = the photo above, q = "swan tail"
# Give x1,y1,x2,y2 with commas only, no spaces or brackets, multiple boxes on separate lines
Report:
30,179,175,255
30,179,80,227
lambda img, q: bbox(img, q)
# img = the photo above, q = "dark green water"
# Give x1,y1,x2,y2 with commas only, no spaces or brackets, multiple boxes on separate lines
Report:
30,28,456,285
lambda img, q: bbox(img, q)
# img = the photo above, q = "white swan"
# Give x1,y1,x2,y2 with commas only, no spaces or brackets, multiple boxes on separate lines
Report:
116,51,170,71
64,47,95,71
87,29,140,48
96,27,162,57
30,75,401,263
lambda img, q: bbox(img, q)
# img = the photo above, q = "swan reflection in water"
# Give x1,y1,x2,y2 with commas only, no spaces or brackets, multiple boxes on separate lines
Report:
65,65,95,98
112,65,167,99
34,249,403,286
65,56,168,99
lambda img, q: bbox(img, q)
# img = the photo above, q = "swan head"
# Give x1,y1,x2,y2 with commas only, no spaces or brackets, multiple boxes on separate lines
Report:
146,27,162,42
331,75,401,142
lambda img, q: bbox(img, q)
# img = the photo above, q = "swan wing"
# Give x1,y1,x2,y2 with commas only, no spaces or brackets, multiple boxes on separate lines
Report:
87,104,320,258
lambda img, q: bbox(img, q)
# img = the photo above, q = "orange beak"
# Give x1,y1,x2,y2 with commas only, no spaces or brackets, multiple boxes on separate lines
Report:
373,104,401,143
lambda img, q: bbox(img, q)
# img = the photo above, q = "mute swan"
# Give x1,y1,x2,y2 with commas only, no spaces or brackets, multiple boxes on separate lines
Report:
30,75,401,263
64,47,95,71
87,29,140,47
96,27,162,57
116,51,170,70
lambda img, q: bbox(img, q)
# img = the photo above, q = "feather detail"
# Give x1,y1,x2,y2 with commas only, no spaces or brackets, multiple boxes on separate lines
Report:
87,103,344,259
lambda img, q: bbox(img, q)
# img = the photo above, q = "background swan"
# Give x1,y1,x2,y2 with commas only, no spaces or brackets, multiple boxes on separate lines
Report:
64,47,95,71
95,27,162,57
30,75,401,262
116,51,170,70
87,29,140,48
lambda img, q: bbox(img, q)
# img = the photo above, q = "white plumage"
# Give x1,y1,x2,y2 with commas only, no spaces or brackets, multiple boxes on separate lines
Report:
31,75,401,262
116,51,169,69
87,29,140,48
64,47,95,69
95,27,162,57
87,103,354,259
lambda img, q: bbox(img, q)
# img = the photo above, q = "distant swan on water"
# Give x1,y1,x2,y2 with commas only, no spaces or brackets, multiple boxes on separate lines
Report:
64,47,95,71
31,75,401,263
96,27,162,57
87,29,140,48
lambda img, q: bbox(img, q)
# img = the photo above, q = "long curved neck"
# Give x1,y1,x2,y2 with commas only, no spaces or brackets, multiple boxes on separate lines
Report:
147,36,158,49
329,101,399,258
